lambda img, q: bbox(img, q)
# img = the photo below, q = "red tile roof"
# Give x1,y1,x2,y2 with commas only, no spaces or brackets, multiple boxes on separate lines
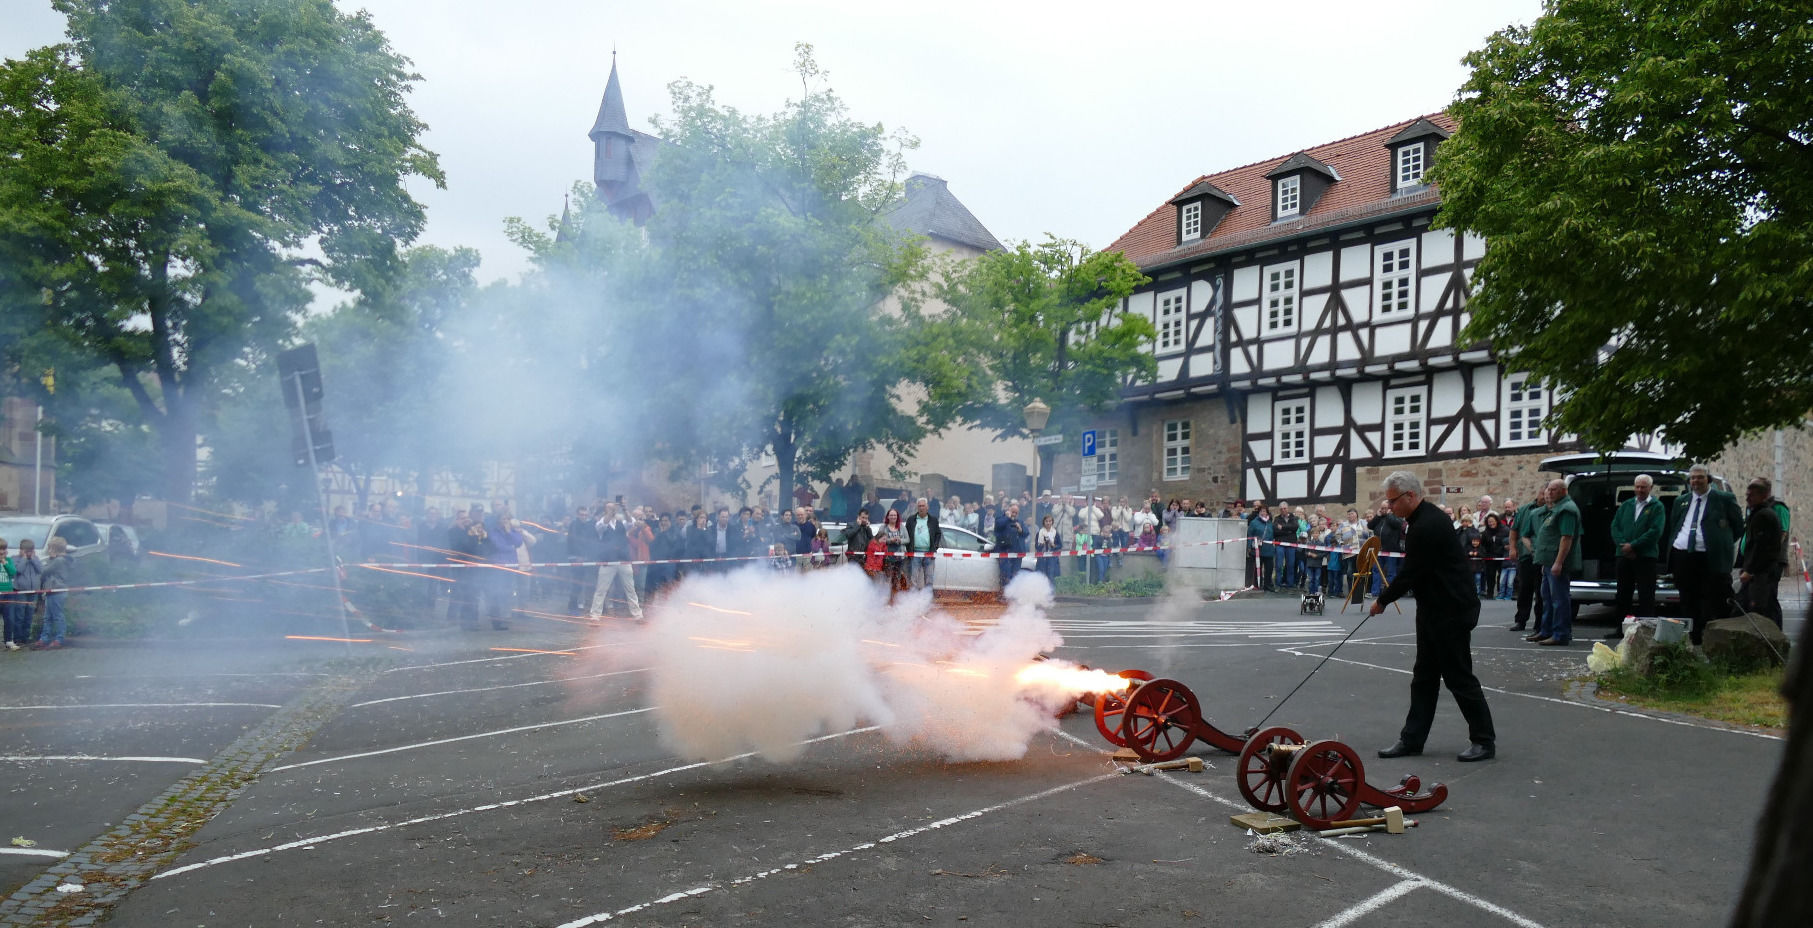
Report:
1106,113,1456,269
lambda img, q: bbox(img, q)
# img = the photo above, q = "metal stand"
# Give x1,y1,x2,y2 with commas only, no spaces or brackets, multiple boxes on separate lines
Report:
290,371,353,648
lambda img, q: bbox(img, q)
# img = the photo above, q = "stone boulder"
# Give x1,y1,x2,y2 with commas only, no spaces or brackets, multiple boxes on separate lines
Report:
1623,622,1663,677
1703,615,1792,673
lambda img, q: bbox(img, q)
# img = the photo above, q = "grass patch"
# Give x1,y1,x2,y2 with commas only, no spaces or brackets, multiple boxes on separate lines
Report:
1594,642,1788,730
1053,574,1166,598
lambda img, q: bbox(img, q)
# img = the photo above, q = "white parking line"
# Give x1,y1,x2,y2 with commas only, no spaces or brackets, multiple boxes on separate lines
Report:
152,727,881,881
1313,879,1424,928
349,668,650,708
0,755,206,765
1274,647,1783,741
1053,731,1547,928
0,848,70,859
268,706,657,772
382,643,618,673
0,702,281,711
552,770,1124,928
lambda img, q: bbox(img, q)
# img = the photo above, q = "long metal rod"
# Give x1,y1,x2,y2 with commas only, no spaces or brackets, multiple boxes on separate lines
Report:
33,404,43,514
292,372,353,652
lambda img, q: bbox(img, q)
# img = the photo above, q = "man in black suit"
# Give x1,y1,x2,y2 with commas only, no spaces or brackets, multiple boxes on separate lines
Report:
1371,471,1496,763
1665,464,1746,645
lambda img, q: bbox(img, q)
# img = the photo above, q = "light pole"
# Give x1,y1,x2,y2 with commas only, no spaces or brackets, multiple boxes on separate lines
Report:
1022,398,1050,502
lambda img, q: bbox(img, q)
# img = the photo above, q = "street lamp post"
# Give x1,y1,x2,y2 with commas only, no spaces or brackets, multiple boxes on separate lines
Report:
1022,398,1050,502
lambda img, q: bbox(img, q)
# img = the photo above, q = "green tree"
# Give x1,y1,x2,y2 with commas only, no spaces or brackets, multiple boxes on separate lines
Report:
0,0,443,503
594,45,939,502
1430,0,1813,457
930,236,1154,479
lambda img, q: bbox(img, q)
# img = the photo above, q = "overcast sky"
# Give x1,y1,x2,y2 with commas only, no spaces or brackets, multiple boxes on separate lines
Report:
3,0,1544,287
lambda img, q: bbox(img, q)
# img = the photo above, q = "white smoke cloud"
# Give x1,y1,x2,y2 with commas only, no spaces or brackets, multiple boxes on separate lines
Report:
636,564,1093,764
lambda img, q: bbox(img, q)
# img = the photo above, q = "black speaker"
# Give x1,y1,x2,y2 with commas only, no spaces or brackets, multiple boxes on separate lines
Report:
277,343,335,465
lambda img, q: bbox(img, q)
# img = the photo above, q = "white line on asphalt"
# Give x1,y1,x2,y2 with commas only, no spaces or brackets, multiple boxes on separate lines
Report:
1312,879,1424,928
0,848,71,859
152,727,881,881
1274,647,1783,741
268,706,658,771
381,644,619,673
0,702,282,711
1053,731,1548,928
1060,641,1340,650
552,770,1125,928
72,673,329,679
0,755,206,765
349,668,650,707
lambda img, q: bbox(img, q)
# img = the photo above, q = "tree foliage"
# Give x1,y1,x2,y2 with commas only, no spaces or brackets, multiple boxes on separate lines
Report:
0,0,443,502
930,236,1154,439
578,44,941,502
1430,0,1813,457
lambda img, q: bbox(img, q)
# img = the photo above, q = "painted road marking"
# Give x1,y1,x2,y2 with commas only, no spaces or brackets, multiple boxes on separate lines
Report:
349,668,650,708
552,771,1124,928
0,755,206,765
268,706,658,772
382,643,619,673
1313,879,1425,928
0,848,71,859
0,703,281,711
152,727,881,881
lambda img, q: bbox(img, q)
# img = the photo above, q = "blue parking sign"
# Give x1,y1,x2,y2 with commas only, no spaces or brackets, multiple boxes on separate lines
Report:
1082,430,1097,457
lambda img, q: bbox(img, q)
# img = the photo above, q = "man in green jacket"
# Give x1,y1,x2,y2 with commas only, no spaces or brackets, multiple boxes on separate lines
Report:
1605,473,1666,638
1664,463,1746,646
1507,486,1548,632
1529,479,1583,646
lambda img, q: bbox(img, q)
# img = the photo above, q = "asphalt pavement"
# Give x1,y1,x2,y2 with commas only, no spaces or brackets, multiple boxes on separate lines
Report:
0,579,1793,927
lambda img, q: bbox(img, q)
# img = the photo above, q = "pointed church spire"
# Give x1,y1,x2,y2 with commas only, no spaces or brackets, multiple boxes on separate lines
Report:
589,54,631,140
555,193,573,244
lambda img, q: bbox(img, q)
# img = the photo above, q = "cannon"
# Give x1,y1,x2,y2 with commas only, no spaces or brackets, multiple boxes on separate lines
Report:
1112,677,1450,829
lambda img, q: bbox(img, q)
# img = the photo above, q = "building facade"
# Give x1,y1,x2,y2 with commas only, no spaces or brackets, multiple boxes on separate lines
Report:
1057,115,1631,510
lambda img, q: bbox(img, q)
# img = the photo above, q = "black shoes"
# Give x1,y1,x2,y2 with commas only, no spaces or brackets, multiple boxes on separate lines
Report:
1508,624,1527,632
1377,741,1422,759
1457,743,1495,762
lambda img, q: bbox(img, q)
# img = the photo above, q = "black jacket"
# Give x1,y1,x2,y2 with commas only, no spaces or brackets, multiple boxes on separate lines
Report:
1741,506,1784,574
995,513,1028,554
1378,500,1480,626
596,518,632,561
1369,512,1407,552
904,513,943,553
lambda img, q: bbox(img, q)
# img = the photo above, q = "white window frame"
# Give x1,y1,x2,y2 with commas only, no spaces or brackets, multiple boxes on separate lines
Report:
1083,429,1119,486
1385,387,1425,457
1265,263,1298,332
1181,202,1202,241
1501,374,1548,447
1395,143,1426,188
1276,175,1301,218
1374,241,1416,316
1157,292,1186,353
1275,400,1309,464
1163,419,1192,481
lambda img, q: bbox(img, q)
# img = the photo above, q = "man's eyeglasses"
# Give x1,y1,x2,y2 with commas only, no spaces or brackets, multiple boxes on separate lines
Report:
1385,493,1406,505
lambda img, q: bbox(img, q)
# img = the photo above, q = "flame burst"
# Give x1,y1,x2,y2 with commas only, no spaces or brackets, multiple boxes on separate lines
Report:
1013,662,1138,697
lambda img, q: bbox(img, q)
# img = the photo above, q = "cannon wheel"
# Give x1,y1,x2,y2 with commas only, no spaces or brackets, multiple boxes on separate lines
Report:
1284,740,1365,829
1118,678,1202,762
1236,726,1304,813
1091,669,1154,746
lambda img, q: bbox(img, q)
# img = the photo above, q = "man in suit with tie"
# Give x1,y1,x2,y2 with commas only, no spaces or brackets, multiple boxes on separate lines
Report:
1606,474,1666,638
1665,463,1746,645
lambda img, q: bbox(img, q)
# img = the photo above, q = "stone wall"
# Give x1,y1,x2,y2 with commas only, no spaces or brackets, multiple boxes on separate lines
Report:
1708,426,1813,524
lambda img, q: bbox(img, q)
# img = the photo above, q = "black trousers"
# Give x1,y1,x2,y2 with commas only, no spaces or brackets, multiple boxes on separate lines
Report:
1613,554,1658,617
1737,566,1784,628
1400,605,1495,749
1514,558,1543,626
1671,550,1732,645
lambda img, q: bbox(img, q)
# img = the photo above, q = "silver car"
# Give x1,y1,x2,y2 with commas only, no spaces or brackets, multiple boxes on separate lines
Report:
824,522,1003,593
0,515,108,560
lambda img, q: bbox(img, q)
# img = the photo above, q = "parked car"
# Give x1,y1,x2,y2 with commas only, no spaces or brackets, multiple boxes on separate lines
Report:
823,522,1004,593
95,522,142,560
1540,451,1728,618
0,514,108,560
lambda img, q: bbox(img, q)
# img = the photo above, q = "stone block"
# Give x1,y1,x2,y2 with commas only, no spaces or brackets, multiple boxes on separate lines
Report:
1703,615,1791,672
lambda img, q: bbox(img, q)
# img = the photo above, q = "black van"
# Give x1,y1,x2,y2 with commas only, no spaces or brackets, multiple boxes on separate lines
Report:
1539,452,1725,619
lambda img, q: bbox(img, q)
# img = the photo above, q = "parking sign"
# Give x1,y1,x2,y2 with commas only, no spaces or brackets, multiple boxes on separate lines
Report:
1082,430,1097,457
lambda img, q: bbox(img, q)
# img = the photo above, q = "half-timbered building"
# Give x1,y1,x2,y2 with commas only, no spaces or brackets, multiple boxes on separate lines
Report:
1060,114,1644,508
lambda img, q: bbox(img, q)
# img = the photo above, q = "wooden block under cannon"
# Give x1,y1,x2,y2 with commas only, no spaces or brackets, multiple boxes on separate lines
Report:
1230,811,1300,834
1112,747,1142,762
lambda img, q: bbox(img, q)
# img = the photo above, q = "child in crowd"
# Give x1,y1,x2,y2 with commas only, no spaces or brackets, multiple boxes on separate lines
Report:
33,537,70,650
808,528,830,568
10,539,41,650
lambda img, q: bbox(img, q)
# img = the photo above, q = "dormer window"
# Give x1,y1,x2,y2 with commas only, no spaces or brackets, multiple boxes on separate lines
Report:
1395,143,1424,187
1276,176,1301,218
1385,117,1451,193
1169,180,1238,247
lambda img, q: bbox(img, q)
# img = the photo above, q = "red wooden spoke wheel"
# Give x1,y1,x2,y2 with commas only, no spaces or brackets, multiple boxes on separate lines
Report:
1091,669,1154,746
1236,726,1304,813
1284,740,1365,829
1117,678,1202,762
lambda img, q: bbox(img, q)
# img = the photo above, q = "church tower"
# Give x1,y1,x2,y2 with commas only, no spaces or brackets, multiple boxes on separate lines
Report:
588,55,656,225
